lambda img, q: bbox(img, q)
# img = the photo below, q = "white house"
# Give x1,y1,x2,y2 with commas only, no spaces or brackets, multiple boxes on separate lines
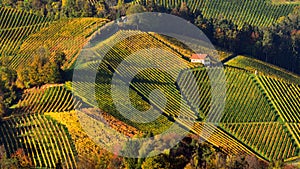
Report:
190,54,211,66
116,16,128,24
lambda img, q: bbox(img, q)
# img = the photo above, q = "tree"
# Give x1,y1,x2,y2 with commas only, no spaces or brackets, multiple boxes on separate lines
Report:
95,1,109,18
16,64,30,89
170,7,179,16
2,0,16,7
227,155,249,169
10,149,32,168
268,160,284,169
236,23,253,53
55,159,63,169
262,30,273,62
122,139,141,169
62,0,76,17
141,154,171,169
0,82,7,117
0,146,32,169
44,62,61,83
190,142,214,169
16,51,62,89
0,153,18,169
179,2,189,20
31,0,42,10
82,1,96,17
0,63,17,117
126,4,146,15
54,51,66,68
245,155,268,169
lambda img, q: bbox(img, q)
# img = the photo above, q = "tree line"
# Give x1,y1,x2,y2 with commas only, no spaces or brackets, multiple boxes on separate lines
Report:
0,0,118,19
193,7,300,74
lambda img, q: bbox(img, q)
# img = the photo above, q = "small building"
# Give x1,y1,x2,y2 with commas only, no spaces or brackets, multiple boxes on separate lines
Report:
190,54,211,66
116,16,128,24
121,16,128,23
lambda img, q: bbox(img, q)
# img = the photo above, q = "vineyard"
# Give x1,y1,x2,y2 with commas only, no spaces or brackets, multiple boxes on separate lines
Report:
12,84,82,114
222,122,298,160
257,76,300,123
7,17,108,69
0,11,300,167
0,114,77,168
72,30,190,134
178,66,278,123
179,67,299,161
129,66,261,157
225,55,300,84
149,32,233,62
45,110,126,167
0,7,111,169
70,30,300,162
133,0,297,28
0,7,108,70
0,8,51,56
132,64,299,161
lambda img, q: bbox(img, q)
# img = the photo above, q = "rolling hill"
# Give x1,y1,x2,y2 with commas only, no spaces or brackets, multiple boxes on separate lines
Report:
0,5,299,167
72,30,300,162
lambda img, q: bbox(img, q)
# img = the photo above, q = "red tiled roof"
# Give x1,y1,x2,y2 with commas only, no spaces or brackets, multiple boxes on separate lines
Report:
191,54,208,60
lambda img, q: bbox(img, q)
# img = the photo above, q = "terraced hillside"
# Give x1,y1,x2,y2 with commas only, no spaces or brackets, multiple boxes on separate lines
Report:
72,30,300,162
8,17,108,69
0,114,77,168
133,0,297,28
0,7,52,56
